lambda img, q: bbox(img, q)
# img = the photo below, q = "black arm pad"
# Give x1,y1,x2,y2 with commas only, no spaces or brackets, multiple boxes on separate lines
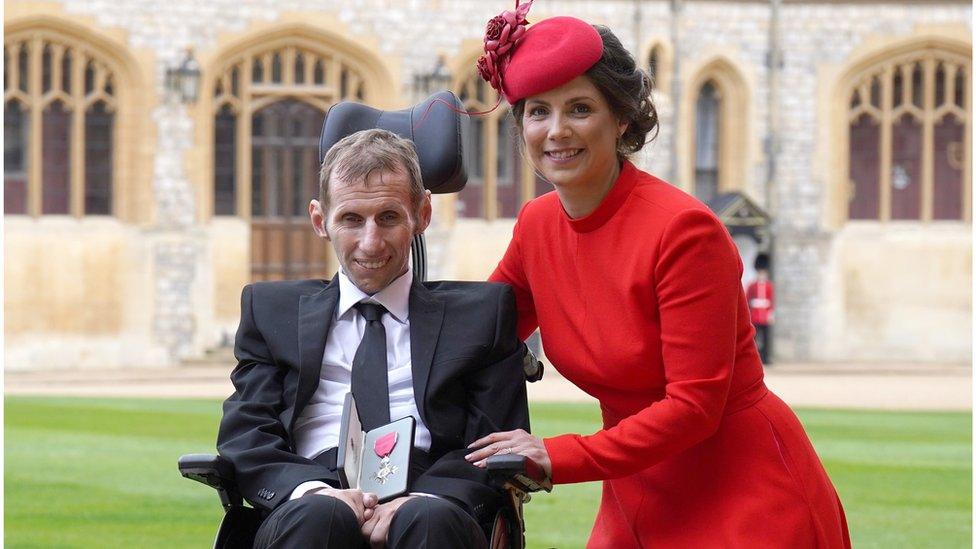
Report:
178,453,243,509
486,454,553,493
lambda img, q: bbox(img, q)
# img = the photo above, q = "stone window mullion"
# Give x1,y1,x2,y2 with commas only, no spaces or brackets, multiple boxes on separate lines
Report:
325,56,339,99
878,64,894,222
282,47,296,86
920,56,936,221
238,57,254,218
70,71,86,217
28,36,44,217
303,54,315,86
50,44,64,97
261,53,272,86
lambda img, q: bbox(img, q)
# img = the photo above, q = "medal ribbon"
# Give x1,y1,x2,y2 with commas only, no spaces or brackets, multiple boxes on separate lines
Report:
374,431,398,458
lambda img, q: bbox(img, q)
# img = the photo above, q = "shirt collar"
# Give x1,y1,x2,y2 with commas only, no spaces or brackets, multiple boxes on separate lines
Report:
337,267,412,324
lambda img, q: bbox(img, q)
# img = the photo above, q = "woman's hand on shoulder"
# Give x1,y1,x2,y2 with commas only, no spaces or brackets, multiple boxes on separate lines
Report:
464,429,552,478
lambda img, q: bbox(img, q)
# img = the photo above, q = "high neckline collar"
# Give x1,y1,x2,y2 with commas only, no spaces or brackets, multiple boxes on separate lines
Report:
564,160,638,233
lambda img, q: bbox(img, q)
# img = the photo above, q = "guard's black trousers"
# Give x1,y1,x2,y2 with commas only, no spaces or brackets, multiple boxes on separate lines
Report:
253,494,488,548
755,323,771,364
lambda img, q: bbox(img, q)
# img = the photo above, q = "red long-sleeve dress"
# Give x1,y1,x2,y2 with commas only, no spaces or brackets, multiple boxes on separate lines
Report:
489,161,850,548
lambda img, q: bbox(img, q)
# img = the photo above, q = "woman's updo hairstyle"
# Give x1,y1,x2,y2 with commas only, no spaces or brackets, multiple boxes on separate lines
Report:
511,25,659,158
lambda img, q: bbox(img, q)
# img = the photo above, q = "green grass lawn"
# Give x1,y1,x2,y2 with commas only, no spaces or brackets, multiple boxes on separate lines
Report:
4,397,971,548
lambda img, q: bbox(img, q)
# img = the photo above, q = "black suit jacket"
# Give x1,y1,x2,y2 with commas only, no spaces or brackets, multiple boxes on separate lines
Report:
216,276,529,525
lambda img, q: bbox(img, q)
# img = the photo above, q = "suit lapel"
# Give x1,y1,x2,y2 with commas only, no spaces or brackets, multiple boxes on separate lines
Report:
408,281,444,432
291,275,339,434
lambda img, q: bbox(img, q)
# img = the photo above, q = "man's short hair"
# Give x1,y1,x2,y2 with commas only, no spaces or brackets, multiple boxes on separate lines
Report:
318,129,425,215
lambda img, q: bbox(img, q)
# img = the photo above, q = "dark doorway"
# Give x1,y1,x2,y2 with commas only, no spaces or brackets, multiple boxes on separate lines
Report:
250,99,329,281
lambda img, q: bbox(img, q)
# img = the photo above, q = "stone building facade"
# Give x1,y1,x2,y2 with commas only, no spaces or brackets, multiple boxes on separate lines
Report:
4,0,971,369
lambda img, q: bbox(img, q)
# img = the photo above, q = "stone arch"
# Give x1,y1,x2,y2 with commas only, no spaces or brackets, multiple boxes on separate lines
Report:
194,21,397,220
825,31,971,228
4,14,150,223
678,55,751,198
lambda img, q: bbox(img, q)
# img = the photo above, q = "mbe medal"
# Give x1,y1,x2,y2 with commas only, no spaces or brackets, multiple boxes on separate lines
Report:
372,431,399,484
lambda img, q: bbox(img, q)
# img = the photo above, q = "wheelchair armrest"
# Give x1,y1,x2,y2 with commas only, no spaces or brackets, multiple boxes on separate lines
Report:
523,348,544,383
178,453,244,509
486,454,552,494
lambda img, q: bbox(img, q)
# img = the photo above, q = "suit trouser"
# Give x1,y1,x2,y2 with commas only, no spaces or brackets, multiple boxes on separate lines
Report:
253,494,488,549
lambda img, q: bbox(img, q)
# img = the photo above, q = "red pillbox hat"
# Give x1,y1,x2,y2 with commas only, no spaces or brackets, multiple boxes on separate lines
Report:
500,16,604,103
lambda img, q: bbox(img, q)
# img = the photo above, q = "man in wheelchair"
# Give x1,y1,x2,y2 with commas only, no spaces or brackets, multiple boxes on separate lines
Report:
216,128,529,548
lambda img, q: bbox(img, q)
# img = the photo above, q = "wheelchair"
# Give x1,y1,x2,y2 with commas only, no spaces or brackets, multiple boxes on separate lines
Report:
179,90,550,548
178,452,550,549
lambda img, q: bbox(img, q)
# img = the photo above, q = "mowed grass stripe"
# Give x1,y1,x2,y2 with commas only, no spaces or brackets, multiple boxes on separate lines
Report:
4,397,971,548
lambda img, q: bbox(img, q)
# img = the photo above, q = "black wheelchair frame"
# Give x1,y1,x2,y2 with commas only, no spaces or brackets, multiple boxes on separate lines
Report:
178,452,550,548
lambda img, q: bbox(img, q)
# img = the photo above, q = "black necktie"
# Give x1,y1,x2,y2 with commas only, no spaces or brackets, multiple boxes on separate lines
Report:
351,302,391,430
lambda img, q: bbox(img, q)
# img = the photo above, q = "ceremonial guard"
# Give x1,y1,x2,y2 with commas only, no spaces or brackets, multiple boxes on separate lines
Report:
746,254,775,364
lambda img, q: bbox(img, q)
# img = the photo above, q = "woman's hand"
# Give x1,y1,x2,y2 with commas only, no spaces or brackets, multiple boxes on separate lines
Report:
465,429,552,478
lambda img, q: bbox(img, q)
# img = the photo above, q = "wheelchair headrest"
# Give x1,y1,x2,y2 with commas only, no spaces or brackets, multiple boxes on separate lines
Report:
318,91,468,194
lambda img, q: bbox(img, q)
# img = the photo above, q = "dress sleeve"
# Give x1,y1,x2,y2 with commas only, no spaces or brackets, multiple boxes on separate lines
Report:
543,209,741,483
488,212,539,341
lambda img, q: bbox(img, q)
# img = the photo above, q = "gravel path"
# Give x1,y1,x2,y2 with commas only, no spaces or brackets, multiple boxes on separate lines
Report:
5,361,970,411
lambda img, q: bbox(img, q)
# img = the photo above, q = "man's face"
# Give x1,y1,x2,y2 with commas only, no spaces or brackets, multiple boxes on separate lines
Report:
310,167,431,295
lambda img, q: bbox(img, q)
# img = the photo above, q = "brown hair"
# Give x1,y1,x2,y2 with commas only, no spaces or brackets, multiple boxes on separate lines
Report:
510,25,659,158
318,129,425,214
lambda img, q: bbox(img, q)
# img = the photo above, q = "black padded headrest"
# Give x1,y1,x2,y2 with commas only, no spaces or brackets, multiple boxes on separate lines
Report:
318,90,468,194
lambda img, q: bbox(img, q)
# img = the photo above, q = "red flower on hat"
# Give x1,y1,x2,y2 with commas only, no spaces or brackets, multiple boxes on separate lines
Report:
476,54,501,90
477,0,533,97
485,15,506,41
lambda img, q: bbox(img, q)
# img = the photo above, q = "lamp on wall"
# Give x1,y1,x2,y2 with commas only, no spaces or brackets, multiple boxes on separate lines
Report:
413,55,452,97
166,49,201,104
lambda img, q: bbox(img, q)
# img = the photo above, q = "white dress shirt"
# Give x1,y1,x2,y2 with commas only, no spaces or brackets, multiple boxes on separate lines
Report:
290,268,434,499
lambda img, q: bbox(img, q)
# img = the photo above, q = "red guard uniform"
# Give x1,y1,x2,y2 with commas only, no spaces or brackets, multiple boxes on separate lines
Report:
746,278,775,326
490,162,849,548
747,277,775,363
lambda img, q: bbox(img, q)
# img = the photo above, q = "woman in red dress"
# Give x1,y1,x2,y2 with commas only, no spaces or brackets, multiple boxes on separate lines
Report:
464,4,851,548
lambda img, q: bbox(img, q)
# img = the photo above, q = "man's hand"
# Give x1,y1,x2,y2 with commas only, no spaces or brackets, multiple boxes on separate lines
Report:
307,486,379,525
465,428,553,477
360,495,415,548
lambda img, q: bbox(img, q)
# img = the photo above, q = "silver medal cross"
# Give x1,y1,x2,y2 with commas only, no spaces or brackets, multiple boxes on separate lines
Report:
373,456,399,484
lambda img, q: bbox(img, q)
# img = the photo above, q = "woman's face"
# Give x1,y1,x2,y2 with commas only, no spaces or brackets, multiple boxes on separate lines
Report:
521,75,627,192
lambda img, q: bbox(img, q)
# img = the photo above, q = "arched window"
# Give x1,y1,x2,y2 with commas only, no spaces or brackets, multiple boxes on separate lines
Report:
682,58,748,199
694,80,720,203
211,39,377,281
846,47,970,221
4,33,118,216
211,44,368,218
454,70,545,220
644,40,672,95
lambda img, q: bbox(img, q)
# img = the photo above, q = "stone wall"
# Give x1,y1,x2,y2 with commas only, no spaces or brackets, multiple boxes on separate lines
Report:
773,2,971,360
5,0,971,366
